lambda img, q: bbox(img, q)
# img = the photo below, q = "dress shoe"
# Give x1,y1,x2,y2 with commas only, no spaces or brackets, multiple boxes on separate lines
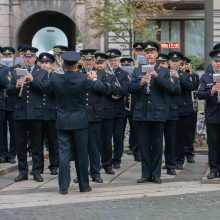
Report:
15,174,28,182
187,157,195,163
8,158,16,164
73,177,78,183
134,155,141,162
0,157,7,163
59,189,68,195
104,168,115,175
137,177,152,183
207,172,217,179
92,176,103,183
167,169,176,175
50,169,58,175
176,164,183,170
113,163,120,169
162,165,167,170
33,174,43,182
153,177,162,184
127,150,133,155
80,186,92,192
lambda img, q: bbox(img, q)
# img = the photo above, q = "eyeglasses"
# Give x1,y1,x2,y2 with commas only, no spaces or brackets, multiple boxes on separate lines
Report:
213,59,220,63
24,55,34,58
95,60,105,64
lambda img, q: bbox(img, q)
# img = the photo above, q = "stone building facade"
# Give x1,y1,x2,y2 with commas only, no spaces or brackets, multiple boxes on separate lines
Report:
0,0,99,50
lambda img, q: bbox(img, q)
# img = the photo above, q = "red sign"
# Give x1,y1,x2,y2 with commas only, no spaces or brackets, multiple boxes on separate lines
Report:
160,42,180,49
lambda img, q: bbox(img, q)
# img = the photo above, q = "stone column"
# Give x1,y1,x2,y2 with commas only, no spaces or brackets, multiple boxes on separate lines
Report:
205,0,213,68
0,0,10,46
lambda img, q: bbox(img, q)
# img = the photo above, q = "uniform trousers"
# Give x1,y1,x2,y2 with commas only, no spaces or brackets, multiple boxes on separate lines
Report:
101,119,113,169
88,122,102,178
0,110,6,159
184,111,197,159
206,123,220,173
176,114,194,165
113,117,125,165
136,121,165,179
15,120,43,176
57,129,89,192
164,120,177,170
3,111,16,160
42,121,59,171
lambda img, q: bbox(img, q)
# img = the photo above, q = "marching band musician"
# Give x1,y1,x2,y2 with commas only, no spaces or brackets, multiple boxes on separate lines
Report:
38,52,59,175
133,42,146,65
0,47,17,164
7,45,48,182
120,57,141,162
182,57,199,164
94,52,119,175
198,49,220,179
0,57,9,163
128,41,178,184
157,53,181,175
168,51,196,170
80,49,110,183
105,49,129,169
44,51,104,194
52,45,69,74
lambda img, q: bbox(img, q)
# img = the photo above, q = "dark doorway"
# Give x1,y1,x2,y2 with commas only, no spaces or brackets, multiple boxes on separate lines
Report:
17,11,77,50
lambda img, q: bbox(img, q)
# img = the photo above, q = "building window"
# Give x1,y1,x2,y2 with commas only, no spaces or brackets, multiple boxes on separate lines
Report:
135,19,204,58
185,20,204,58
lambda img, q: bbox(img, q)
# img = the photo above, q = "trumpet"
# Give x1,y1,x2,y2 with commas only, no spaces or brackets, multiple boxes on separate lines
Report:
181,65,193,74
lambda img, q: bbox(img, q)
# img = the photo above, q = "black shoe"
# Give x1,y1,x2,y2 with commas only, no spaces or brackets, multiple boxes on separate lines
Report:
207,172,217,179
92,176,103,183
162,165,167,170
176,164,183,170
104,168,115,175
28,152,32,157
153,177,162,184
137,177,152,183
187,157,195,163
0,157,7,163
15,174,28,182
134,155,141,162
8,158,16,164
59,189,68,195
80,186,92,192
127,150,133,155
33,174,43,182
113,163,120,169
167,169,176,175
50,169,58,175
73,177,78,183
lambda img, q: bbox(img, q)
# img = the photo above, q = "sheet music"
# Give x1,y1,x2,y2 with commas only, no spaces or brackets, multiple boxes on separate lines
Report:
15,68,29,77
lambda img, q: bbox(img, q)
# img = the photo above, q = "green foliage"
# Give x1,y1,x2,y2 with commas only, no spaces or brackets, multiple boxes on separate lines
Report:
86,0,174,55
188,55,205,71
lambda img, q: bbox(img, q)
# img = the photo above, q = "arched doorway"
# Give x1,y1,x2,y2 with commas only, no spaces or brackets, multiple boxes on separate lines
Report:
17,10,81,51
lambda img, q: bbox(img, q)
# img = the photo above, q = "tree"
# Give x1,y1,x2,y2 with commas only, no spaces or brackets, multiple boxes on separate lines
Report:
86,0,174,56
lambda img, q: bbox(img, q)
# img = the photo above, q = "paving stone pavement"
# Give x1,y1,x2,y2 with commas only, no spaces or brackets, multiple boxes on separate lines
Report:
0,153,220,219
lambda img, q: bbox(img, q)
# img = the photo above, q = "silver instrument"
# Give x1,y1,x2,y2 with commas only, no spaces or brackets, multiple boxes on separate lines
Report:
105,60,121,99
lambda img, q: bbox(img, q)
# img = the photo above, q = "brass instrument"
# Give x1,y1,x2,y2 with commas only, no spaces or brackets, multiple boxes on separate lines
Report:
53,53,64,74
77,59,83,70
181,64,193,74
105,60,121,100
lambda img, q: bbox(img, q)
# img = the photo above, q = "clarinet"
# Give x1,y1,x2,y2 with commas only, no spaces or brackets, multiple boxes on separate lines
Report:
145,59,152,96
